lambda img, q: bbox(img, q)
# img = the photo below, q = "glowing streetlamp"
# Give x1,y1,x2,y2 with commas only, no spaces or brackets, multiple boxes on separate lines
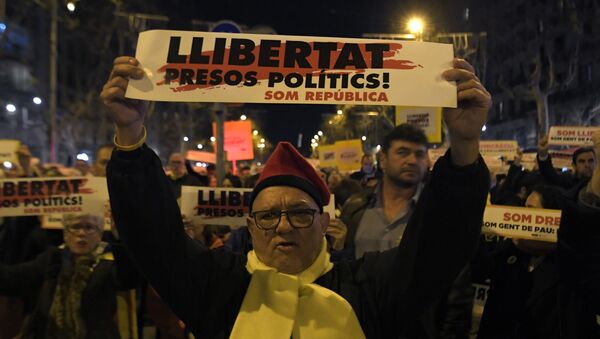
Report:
407,17,425,41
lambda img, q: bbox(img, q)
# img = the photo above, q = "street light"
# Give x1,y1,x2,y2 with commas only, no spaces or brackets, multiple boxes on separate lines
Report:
317,131,323,136
210,136,216,142
5,104,16,113
260,138,265,143
481,125,487,132
76,153,89,161
253,130,259,136
337,109,343,115
66,1,76,12
240,114,247,121
197,144,203,150
407,17,424,41
33,97,43,105
183,136,189,142
361,136,367,141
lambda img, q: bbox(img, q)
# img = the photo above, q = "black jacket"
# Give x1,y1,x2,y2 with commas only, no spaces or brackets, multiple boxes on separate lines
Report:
340,181,474,339
0,243,139,339
107,145,489,339
537,154,588,190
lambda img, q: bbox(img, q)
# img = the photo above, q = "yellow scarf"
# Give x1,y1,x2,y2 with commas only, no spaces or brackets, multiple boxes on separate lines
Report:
230,240,365,339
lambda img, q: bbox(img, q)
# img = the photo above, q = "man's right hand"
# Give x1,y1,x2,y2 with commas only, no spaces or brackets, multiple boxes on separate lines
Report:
100,56,148,145
537,135,550,159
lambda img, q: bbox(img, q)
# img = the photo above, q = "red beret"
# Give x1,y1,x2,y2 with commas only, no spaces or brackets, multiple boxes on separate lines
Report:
249,142,330,213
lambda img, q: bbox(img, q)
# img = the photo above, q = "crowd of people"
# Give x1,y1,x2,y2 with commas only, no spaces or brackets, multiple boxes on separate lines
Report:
0,55,598,339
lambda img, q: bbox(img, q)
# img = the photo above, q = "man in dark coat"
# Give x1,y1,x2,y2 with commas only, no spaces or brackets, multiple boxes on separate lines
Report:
101,56,491,338
536,134,595,190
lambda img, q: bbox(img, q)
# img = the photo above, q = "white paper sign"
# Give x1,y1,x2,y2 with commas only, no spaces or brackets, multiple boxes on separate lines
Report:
548,126,600,146
482,205,561,243
0,177,109,217
396,106,443,143
479,140,518,158
127,30,457,107
181,186,335,227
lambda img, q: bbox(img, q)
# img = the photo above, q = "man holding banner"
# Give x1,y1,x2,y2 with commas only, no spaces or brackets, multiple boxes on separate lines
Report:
102,49,491,338
537,134,596,190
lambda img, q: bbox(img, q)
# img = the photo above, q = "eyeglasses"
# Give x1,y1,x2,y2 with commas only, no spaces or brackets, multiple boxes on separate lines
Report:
66,223,101,234
250,208,317,230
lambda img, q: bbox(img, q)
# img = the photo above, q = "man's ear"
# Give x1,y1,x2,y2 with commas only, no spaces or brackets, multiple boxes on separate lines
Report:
319,212,331,234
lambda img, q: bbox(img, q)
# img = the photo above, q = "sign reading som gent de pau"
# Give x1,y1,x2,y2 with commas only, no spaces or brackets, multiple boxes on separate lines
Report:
127,30,456,107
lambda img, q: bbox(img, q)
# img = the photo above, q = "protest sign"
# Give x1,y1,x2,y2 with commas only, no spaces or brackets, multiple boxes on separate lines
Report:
335,139,363,173
479,140,518,159
42,202,112,231
212,120,254,161
548,126,600,146
186,150,217,164
521,152,538,171
548,150,573,169
318,144,337,168
483,156,508,174
0,177,109,217
181,186,335,227
395,106,443,143
126,30,456,107
427,147,447,167
0,140,20,164
482,205,561,243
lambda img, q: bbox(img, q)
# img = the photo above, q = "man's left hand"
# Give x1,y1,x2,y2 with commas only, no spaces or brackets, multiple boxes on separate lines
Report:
326,219,348,251
443,58,492,166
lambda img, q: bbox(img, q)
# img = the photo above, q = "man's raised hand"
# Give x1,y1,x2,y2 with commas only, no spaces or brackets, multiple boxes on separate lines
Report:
100,56,147,145
442,58,491,166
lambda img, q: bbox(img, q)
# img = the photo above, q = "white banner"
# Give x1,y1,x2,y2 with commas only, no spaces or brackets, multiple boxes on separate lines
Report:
482,205,561,243
548,126,600,146
479,140,518,159
0,177,109,217
395,107,443,143
181,186,335,227
0,140,20,164
127,30,456,107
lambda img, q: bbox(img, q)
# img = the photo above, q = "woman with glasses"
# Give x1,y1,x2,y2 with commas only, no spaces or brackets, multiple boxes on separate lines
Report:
0,214,139,339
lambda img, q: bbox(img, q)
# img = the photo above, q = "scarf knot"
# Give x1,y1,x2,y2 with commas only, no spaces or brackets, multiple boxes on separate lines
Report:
230,239,365,339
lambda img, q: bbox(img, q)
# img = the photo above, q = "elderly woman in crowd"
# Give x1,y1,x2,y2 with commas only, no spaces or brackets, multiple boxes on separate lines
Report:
0,213,138,339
